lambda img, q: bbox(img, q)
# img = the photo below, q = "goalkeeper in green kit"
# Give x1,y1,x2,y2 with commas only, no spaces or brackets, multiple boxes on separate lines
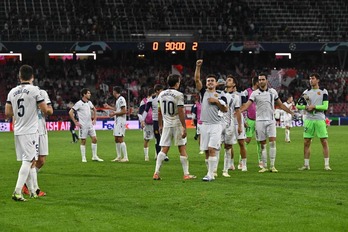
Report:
296,73,331,171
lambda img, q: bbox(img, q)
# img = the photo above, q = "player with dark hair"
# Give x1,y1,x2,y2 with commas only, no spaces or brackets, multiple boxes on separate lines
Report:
153,74,196,180
69,88,103,162
296,73,331,171
141,84,169,161
104,86,129,162
6,64,50,201
195,59,228,181
240,73,293,173
138,88,155,161
283,95,295,143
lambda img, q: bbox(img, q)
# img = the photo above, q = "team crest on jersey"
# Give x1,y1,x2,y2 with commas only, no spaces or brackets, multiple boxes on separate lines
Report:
317,92,321,95
214,93,218,97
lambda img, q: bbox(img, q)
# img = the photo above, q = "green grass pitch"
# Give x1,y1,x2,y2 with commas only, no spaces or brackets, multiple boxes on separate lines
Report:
0,127,347,231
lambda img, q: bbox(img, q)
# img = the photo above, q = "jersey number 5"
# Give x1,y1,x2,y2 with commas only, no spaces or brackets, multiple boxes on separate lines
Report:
17,98,25,117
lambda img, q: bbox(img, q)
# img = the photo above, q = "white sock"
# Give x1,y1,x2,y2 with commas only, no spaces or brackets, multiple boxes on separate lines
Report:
208,156,217,178
261,146,267,168
180,156,189,175
154,151,166,174
285,129,290,141
324,158,329,166
242,158,247,167
15,161,31,194
28,167,38,193
304,159,310,167
116,143,121,158
214,150,220,173
269,141,276,167
144,147,149,157
80,145,86,160
223,149,231,172
121,142,128,159
91,143,97,158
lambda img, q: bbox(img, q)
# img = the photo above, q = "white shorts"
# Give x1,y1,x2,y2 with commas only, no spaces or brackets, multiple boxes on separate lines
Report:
200,123,222,150
39,133,49,156
79,125,96,139
232,123,246,144
196,123,202,135
255,120,277,141
221,122,234,145
160,126,187,147
283,119,292,127
113,122,126,137
143,124,154,140
15,133,39,161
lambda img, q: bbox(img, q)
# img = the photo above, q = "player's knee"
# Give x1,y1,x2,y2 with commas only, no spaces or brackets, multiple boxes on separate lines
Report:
269,141,276,149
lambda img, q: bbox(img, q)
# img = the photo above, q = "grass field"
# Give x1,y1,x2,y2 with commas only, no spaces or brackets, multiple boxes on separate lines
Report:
0,126,347,231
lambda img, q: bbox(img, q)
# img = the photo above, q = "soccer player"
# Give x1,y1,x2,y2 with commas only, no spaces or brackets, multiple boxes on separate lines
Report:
242,77,262,168
23,89,54,197
5,64,50,201
221,75,243,177
195,59,227,181
283,95,295,143
296,73,331,171
138,88,155,161
69,88,103,162
240,73,294,173
104,86,129,162
153,74,196,180
141,84,169,161
67,101,79,143
230,78,248,172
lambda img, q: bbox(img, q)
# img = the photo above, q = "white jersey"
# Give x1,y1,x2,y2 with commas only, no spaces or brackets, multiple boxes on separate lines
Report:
231,91,243,125
249,88,279,121
158,88,184,128
143,95,159,121
73,100,95,127
38,89,51,135
115,95,127,124
282,101,294,121
6,83,44,135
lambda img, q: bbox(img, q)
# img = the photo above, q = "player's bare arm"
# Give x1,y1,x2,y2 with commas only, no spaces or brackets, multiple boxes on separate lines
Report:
178,106,187,138
194,59,203,91
240,100,252,112
277,99,294,116
69,108,81,127
4,103,13,119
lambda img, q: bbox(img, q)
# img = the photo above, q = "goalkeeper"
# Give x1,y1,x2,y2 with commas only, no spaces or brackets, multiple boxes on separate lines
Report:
296,73,331,171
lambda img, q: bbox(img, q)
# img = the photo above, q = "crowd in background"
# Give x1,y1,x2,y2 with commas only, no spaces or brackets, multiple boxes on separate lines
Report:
1,54,348,120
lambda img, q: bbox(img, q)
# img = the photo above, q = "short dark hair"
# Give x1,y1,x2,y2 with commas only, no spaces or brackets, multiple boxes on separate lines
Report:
227,74,238,88
206,74,218,81
113,86,122,94
310,73,320,80
80,88,90,97
154,84,164,92
19,65,33,81
258,73,267,79
147,88,155,96
167,74,181,87
252,77,258,86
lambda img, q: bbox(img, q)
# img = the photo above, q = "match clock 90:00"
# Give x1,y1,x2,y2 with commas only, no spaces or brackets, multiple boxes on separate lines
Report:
152,41,199,51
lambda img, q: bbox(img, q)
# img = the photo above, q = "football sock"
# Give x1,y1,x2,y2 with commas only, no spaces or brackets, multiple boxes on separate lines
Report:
208,156,217,178
91,143,97,158
180,156,189,175
144,147,149,157
116,143,121,158
324,158,329,166
269,141,276,167
242,158,247,167
121,142,128,159
29,167,38,193
304,159,310,167
214,149,220,173
80,145,86,160
223,148,231,171
257,141,262,162
261,146,267,168
15,161,31,195
154,152,166,173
